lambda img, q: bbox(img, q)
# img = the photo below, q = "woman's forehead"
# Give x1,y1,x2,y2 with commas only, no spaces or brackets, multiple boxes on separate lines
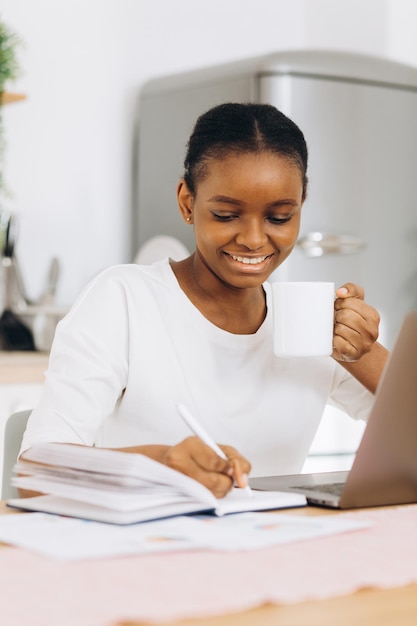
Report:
198,152,303,187
193,153,304,205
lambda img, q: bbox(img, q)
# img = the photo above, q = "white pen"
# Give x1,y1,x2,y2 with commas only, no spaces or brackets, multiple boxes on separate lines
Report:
176,403,253,497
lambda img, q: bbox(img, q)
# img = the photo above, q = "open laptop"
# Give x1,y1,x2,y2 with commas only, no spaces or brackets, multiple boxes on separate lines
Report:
249,310,417,509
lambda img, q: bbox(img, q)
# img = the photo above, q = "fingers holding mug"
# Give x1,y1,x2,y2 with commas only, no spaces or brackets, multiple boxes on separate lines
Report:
332,283,380,362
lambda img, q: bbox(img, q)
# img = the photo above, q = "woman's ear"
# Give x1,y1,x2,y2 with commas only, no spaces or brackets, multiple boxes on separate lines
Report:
177,179,194,224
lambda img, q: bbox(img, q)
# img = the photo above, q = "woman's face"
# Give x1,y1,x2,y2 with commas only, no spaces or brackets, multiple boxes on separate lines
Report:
178,151,305,291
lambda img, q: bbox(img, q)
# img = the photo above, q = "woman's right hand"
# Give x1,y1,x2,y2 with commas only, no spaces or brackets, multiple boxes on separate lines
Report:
157,437,251,498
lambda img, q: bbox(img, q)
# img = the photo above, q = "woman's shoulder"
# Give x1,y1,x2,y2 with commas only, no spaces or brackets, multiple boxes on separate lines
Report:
64,259,174,320
86,258,172,291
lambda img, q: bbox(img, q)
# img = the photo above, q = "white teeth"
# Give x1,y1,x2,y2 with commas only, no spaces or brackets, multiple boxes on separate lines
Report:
230,254,268,265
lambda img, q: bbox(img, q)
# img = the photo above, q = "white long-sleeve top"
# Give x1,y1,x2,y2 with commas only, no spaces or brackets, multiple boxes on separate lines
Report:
20,259,374,476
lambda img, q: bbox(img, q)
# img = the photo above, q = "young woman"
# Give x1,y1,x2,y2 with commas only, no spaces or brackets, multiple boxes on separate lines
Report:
20,103,388,498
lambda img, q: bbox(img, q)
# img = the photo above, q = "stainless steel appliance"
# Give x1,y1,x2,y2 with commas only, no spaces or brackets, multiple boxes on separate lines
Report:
135,50,417,350
135,51,417,460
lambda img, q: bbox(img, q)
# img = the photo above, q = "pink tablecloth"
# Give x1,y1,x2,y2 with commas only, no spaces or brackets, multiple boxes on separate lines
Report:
1,505,417,626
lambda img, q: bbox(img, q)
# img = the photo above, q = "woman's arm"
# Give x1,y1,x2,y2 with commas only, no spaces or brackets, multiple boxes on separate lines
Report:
338,340,389,394
116,438,251,497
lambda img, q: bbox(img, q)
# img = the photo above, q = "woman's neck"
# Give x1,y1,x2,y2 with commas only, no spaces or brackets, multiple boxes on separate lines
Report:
170,256,267,335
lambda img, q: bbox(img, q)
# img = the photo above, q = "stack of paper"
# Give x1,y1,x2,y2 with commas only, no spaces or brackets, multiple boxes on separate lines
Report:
9,443,306,523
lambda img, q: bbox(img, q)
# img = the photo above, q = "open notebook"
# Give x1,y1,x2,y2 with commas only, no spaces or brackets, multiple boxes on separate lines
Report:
8,443,305,524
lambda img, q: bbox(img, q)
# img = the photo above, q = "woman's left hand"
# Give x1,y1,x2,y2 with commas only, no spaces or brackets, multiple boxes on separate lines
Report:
332,283,380,363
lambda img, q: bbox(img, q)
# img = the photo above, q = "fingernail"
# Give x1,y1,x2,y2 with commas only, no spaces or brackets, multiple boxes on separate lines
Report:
241,473,249,486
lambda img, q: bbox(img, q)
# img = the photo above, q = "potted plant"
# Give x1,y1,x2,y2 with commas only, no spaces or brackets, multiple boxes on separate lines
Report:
0,16,22,194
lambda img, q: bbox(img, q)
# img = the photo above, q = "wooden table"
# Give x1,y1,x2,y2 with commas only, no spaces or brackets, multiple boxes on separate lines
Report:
121,585,417,626
117,586,417,626
2,501,416,626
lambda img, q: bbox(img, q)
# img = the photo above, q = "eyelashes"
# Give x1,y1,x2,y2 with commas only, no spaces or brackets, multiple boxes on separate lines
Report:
212,212,292,225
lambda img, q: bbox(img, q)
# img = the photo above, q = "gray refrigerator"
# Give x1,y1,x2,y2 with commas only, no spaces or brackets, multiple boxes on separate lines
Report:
135,50,417,460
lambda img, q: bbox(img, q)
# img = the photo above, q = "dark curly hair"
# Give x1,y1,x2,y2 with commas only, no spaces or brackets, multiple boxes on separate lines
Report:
183,102,308,200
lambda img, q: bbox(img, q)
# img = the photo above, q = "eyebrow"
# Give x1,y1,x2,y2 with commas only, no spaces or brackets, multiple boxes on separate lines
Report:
207,195,299,208
207,195,243,206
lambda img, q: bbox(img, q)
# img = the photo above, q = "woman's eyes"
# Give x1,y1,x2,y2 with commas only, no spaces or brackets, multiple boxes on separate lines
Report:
212,213,236,222
212,212,292,225
267,216,292,225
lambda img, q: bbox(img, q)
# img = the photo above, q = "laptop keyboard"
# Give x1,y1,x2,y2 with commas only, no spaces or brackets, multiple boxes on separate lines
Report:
294,482,346,497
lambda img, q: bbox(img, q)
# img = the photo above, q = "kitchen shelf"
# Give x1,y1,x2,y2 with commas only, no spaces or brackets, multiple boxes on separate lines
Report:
0,351,49,385
1,92,26,105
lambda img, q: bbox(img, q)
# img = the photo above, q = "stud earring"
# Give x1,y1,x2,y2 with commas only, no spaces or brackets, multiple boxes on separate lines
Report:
186,216,192,222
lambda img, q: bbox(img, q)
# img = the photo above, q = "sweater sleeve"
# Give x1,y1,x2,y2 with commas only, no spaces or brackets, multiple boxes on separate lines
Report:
20,266,131,454
327,361,375,422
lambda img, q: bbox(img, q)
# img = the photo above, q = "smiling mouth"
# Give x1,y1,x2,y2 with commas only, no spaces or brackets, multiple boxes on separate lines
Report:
227,253,273,265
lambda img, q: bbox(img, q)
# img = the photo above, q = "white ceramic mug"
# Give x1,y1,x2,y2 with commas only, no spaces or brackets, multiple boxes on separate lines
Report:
272,281,335,357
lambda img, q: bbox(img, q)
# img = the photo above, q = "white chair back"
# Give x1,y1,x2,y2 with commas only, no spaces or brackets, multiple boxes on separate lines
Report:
134,236,189,265
1,409,31,500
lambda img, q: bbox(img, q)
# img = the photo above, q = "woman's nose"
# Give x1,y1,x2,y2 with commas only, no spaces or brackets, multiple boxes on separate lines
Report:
235,219,268,249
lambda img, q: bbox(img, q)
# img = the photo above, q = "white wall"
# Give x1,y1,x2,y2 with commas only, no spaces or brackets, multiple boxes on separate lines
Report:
1,0,416,307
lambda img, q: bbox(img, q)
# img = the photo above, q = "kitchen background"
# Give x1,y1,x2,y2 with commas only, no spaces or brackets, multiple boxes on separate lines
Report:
1,0,417,310
0,0,417,485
